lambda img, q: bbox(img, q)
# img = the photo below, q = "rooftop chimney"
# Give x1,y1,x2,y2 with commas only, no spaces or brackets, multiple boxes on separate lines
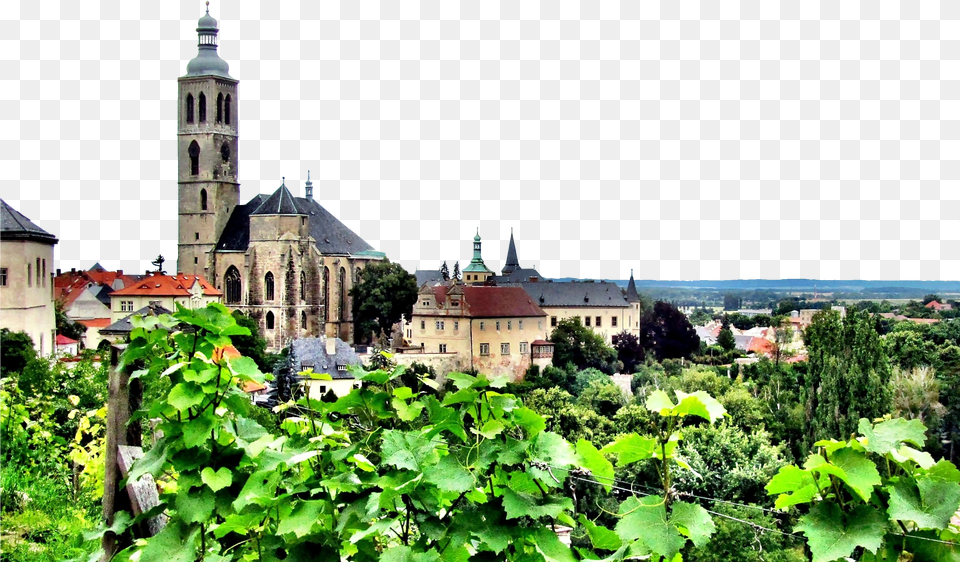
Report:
116,269,123,275
56,268,61,276
71,267,76,273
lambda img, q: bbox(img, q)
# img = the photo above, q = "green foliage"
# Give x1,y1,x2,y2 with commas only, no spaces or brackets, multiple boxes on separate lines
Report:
803,308,892,449
1,328,37,378
56,300,87,342
716,326,736,352
230,309,269,370
684,504,807,562
349,260,419,344
101,303,737,561
640,301,701,361
549,318,618,374
612,331,644,374
577,379,627,418
766,416,960,562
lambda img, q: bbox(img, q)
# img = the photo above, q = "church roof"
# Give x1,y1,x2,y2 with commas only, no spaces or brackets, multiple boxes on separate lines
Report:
514,281,630,309
491,267,543,284
0,199,58,244
217,190,375,256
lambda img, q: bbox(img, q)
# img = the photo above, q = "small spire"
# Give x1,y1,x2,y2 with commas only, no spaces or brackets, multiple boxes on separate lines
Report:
206,1,210,13
282,176,285,186
307,170,311,181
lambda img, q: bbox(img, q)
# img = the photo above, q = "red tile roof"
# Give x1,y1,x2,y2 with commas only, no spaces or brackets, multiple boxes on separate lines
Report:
747,337,775,356
55,268,141,306
56,334,78,345
77,318,112,328
462,286,546,318
110,273,222,297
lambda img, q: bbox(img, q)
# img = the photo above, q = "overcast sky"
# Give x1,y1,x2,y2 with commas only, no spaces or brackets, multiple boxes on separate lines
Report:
5,1,959,280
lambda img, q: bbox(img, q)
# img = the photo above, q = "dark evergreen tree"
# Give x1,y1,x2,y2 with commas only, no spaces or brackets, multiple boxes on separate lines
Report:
612,331,644,373
639,301,701,361
717,325,736,352
439,261,450,281
452,261,461,280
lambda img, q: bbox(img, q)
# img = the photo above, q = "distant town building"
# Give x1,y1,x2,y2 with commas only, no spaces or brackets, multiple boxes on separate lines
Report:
0,199,58,355
99,303,174,344
282,337,363,401
513,280,632,343
925,300,953,311
108,272,222,323
55,264,142,349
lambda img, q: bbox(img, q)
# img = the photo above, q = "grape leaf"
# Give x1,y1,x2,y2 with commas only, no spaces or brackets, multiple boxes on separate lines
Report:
795,503,885,562
858,417,927,454
810,448,881,502
601,434,658,467
927,460,960,483
392,396,425,422
501,487,574,520
645,390,676,414
277,500,327,538
232,470,281,511
579,514,622,551
891,445,936,469
176,485,215,524
381,429,440,471
887,478,960,530
670,501,716,547
423,454,475,493
576,439,614,493
528,432,576,488
513,407,547,437
497,437,530,465
673,390,727,423
138,520,200,562
445,372,479,390
475,419,505,439
200,466,233,492
533,526,578,562
380,546,441,562
227,355,263,383
168,382,206,412
614,495,685,561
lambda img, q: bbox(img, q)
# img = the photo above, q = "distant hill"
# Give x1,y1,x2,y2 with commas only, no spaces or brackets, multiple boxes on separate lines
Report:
548,278,960,293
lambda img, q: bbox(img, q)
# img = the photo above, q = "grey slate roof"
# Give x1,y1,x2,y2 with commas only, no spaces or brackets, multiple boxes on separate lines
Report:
216,194,266,251
514,281,629,308
251,183,308,216
0,199,58,243
217,187,374,256
415,269,445,287
99,303,174,335
492,268,543,284
287,337,362,380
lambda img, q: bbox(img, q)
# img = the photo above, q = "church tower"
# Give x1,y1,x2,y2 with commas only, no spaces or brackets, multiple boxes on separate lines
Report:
177,2,240,277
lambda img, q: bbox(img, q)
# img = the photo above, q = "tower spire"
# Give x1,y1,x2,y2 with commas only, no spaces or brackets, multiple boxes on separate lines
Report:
305,170,313,200
184,2,232,78
502,227,520,275
625,269,640,303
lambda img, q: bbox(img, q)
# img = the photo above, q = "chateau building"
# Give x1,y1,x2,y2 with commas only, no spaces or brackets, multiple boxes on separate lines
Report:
0,199,58,355
175,7,384,349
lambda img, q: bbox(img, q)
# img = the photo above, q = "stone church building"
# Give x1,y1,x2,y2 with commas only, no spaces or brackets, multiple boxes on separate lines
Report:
175,6,384,349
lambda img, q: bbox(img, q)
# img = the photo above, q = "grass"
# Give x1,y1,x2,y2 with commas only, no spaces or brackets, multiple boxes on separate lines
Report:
0,460,100,561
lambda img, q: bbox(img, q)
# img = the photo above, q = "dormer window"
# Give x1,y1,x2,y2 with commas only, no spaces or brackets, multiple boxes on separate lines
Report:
336,364,347,372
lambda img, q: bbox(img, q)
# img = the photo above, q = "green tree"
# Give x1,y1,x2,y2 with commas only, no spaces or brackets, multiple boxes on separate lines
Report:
549,317,618,374
922,293,941,305
723,293,741,311
578,379,627,418
55,301,87,343
612,331,644,374
716,325,736,352
1,329,37,378
452,260,460,280
802,308,892,448
231,310,268,370
349,260,418,344
640,301,701,361
439,261,449,281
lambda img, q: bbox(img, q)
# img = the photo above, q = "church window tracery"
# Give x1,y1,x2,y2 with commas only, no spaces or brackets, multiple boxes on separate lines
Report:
224,266,241,304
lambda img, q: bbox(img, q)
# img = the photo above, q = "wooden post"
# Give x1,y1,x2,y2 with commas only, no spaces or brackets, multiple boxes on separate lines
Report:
102,343,133,561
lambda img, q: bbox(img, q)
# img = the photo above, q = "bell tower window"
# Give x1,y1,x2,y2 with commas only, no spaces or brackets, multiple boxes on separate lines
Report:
225,94,231,124
188,141,200,176
185,93,194,124
216,92,223,123
198,92,206,122
265,272,275,301
220,142,230,162
200,189,207,210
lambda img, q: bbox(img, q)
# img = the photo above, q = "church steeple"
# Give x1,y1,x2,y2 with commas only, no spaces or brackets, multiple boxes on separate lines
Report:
502,227,519,275
625,269,640,303
462,228,494,283
184,2,232,79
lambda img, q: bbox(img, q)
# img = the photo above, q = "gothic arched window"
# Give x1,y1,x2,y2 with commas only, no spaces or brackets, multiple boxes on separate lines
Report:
300,271,306,302
221,142,230,162
216,92,223,123
264,272,275,301
338,267,346,321
301,311,307,330
323,267,330,322
188,141,200,176
185,93,194,124
225,94,232,124
266,311,275,330
224,266,241,304
200,188,207,210
198,92,206,122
